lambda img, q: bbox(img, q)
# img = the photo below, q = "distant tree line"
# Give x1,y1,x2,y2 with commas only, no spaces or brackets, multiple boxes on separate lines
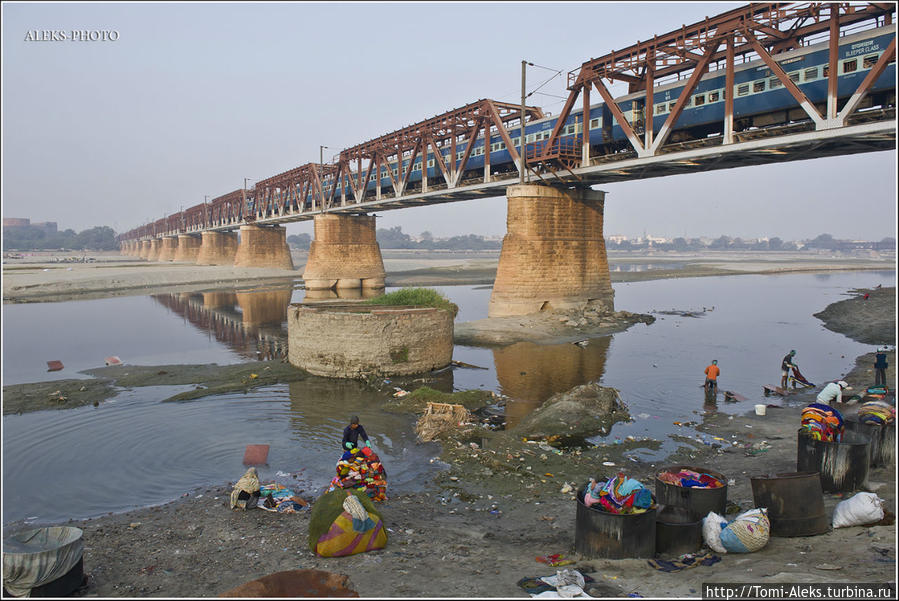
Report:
3,225,118,251
607,234,895,252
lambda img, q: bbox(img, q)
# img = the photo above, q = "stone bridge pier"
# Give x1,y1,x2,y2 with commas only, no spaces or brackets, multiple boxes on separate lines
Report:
233,224,294,270
302,214,385,291
196,231,239,265
146,239,162,261
138,240,151,259
157,236,178,262
173,234,202,262
488,184,614,318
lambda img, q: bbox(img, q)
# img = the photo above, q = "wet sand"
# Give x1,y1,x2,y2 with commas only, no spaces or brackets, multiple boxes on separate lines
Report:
1,251,896,598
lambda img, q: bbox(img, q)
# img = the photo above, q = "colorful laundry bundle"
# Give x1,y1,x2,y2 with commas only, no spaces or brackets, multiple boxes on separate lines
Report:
800,402,844,441
858,400,896,425
327,447,388,503
657,469,724,488
583,474,653,514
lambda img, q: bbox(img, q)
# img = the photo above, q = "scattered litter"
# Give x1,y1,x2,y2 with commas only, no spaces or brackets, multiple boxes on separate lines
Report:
243,444,270,466
46,360,64,372
833,493,884,528
392,388,409,398
275,471,290,478
602,461,616,467
573,340,589,347
129,522,141,529
451,360,488,370
104,356,122,366
536,554,576,567
814,563,842,571
647,552,720,572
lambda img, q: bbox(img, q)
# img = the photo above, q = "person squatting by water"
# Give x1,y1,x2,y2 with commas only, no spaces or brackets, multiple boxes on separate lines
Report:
342,415,371,451
704,360,720,396
818,380,851,405
874,347,889,387
781,350,797,388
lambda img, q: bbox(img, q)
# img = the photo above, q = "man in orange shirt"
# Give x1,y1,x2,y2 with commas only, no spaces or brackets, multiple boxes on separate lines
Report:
704,360,720,396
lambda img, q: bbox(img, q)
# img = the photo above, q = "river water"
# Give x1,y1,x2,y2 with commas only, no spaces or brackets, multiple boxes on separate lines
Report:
2,269,893,527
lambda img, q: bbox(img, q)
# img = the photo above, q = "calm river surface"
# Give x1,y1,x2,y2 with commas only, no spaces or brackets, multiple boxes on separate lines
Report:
2,270,894,527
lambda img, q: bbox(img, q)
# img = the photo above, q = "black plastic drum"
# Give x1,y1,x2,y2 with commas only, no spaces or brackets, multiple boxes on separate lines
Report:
655,465,727,521
575,491,656,559
796,429,870,492
655,505,702,556
844,418,895,467
750,471,830,537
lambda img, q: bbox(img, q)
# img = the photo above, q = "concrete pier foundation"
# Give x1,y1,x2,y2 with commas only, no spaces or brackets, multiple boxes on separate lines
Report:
233,225,294,270
157,237,178,262
196,231,239,265
202,291,237,309
488,184,614,317
302,214,385,290
173,234,202,262
139,240,151,259
146,239,162,261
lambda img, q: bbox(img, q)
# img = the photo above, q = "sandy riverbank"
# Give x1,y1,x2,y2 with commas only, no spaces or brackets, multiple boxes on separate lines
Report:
2,282,895,598
2,249,894,303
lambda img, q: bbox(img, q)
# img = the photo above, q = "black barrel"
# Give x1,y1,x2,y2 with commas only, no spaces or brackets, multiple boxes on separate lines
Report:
575,491,656,559
655,505,702,556
796,429,871,492
655,465,727,521
844,418,895,467
750,472,830,537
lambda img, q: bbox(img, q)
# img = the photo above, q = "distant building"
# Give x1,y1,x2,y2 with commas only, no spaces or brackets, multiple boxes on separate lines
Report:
2,218,57,234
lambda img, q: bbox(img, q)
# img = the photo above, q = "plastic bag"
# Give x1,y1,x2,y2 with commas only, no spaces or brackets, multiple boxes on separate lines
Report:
833,492,884,528
702,511,728,553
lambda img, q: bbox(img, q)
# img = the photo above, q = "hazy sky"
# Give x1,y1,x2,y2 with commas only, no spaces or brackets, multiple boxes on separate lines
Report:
2,2,896,241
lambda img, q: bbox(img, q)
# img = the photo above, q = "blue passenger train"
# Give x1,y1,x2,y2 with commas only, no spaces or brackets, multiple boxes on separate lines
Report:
302,25,894,210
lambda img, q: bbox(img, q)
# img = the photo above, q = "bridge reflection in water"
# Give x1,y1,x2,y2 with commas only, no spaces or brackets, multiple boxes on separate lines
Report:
152,288,293,361
493,337,611,428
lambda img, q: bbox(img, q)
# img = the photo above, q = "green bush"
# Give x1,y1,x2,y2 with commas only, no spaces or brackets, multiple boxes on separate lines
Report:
362,288,458,317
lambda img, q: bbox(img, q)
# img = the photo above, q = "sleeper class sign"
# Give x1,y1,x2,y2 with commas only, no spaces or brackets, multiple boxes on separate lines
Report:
24,30,119,41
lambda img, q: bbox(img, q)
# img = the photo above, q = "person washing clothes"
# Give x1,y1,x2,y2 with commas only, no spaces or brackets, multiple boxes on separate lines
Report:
704,360,720,395
874,348,889,387
817,380,851,405
342,415,371,451
781,350,797,388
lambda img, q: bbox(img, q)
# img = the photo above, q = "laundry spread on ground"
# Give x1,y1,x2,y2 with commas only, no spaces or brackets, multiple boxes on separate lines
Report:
858,400,896,425
657,469,724,489
258,483,308,513
326,447,388,503
583,474,654,514
800,402,844,441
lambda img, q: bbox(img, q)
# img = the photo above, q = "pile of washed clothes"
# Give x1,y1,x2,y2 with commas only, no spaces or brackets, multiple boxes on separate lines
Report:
858,400,896,425
583,473,654,514
259,483,308,513
327,447,388,503
657,468,724,489
800,402,844,441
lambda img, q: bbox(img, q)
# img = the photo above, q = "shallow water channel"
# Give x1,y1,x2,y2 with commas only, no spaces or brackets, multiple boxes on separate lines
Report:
2,270,893,527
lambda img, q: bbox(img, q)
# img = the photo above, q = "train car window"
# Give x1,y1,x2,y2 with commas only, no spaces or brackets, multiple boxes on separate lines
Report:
863,54,879,69
788,71,800,83
737,84,750,96
769,77,783,89
804,67,818,80
753,81,765,93
708,91,720,102
822,65,829,78
590,118,601,129
843,58,857,73
694,94,705,106
668,101,677,111
656,105,666,115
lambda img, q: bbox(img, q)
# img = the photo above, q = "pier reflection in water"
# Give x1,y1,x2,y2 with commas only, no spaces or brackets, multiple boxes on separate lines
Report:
493,338,610,428
152,287,293,361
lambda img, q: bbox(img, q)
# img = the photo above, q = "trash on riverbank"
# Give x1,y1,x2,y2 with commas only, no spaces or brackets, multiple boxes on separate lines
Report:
46,360,63,372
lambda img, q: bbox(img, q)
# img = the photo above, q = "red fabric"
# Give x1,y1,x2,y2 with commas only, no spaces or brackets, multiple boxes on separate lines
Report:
243,444,270,465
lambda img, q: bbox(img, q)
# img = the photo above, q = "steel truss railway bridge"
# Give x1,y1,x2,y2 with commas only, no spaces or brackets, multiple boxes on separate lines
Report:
120,2,896,318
